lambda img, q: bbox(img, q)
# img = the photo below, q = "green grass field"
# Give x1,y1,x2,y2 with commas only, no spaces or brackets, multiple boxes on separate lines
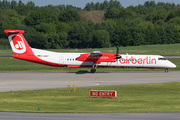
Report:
0,82,179,113
1,43,180,56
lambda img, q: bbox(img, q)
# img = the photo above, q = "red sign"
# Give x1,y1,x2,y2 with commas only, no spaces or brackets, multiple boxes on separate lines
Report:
90,90,117,97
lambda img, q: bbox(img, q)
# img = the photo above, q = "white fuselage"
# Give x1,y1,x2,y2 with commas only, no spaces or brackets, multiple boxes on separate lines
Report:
32,48,176,69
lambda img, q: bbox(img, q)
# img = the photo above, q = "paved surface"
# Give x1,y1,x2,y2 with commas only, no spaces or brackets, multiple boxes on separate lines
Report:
164,55,180,58
0,56,12,58
0,112,180,120
1,71,180,120
0,71,180,92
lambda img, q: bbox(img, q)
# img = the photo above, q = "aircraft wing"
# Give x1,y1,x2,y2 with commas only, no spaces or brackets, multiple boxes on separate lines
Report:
76,51,116,64
76,51,102,63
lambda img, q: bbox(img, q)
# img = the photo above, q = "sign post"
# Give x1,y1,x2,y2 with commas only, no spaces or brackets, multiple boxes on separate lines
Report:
72,84,76,92
67,84,70,92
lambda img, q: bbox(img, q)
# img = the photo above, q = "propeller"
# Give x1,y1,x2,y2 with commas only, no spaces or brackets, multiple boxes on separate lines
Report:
115,46,121,59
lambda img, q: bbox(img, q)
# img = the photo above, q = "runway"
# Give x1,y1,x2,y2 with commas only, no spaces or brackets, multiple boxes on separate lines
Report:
1,71,180,120
0,71,180,92
0,112,180,120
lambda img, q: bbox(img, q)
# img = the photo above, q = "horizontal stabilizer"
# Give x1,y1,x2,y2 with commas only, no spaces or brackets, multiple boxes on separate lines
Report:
4,30,24,34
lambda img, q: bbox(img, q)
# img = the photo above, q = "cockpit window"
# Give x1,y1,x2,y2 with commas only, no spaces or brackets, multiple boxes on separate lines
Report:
158,58,167,60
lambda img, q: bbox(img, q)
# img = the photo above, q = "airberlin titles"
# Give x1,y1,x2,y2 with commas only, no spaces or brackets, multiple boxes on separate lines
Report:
120,56,156,64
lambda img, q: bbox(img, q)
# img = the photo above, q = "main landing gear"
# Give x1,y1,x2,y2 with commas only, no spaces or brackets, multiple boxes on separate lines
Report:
90,64,97,73
90,68,96,73
165,68,169,73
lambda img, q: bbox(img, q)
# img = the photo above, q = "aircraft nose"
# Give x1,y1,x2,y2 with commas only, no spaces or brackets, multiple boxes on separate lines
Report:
169,62,176,68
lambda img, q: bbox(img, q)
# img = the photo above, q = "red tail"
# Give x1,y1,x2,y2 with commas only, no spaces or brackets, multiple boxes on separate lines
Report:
4,30,33,56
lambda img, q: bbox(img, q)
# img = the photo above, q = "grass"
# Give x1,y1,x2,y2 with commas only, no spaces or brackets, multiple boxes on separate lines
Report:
0,82,180,113
0,58,179,72
1,43,180,56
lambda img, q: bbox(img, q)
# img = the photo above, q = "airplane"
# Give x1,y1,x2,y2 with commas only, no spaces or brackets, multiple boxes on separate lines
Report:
4,30,176,73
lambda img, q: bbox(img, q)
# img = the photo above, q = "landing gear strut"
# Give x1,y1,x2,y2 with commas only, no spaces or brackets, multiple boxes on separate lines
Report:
165,68,169,73
90,64,97,73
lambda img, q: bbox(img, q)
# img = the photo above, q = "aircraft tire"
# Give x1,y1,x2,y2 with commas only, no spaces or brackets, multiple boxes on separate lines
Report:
165,69,168,73
90,68,96,73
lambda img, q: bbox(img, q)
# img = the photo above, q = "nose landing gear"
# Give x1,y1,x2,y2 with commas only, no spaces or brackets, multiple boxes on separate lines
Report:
90,64,97,73
165,68,169,73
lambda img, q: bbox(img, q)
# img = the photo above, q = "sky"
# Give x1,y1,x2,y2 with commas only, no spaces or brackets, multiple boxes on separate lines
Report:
6,0,180,8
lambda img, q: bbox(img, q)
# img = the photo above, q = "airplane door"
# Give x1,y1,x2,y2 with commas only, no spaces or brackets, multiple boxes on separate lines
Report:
59,57,64,64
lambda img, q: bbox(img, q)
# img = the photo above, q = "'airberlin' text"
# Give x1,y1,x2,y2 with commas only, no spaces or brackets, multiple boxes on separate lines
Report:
119,56,156,64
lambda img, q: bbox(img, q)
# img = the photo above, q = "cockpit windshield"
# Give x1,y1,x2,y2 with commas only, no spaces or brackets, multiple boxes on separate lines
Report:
158,58,167,60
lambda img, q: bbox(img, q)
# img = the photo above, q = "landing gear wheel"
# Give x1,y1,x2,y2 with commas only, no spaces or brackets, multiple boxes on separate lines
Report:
165,69,168,73
90,68,96,73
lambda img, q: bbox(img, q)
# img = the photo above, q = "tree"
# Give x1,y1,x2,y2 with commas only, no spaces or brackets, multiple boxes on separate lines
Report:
118,8,134,19
8,11,22,25
35,23,56,34
105,8,120,19
166,9,180,21
56,22,71,33
58,10,81,22
58,33,69,48
146,10,168,24
10,0,17,9
68,24,87,48
164,24,176,44
1,0,10,9
26,1,35,11
90,30,110,48
95,2,101,10
168,17,180,25
49,7,60,16
102,0,108,10
24,11,58,26
84,3,91,11
47,33,60,49
25,32,48,49
109,0,122,9
13,24,32,33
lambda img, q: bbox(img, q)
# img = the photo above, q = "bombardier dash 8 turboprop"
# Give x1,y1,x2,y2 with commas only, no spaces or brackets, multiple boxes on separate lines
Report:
4,30,176,73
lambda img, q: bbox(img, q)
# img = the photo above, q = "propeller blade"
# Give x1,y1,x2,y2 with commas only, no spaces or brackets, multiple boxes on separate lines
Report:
115,46,121,59
116,46,119,55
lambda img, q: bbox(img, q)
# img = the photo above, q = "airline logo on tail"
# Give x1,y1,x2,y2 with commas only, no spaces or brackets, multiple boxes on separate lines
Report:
8,34,26,54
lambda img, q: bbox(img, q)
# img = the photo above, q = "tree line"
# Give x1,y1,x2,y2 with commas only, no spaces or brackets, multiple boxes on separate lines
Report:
0,0,180,49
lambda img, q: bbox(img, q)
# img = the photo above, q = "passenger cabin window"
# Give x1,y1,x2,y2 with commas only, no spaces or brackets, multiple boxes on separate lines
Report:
158,58,167,60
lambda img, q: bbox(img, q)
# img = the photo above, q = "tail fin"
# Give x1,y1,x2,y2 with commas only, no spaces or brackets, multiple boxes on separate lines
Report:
4,30,33,55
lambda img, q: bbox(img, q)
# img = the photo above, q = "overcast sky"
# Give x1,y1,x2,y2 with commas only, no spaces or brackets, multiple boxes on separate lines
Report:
6,0,180,8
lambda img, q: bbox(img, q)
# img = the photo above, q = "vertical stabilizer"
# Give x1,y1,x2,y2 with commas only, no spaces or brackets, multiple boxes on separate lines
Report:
4,30,33,55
